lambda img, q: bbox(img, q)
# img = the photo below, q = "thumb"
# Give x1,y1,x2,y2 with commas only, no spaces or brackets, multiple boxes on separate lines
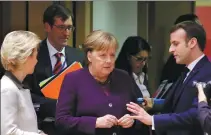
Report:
126,115,139,120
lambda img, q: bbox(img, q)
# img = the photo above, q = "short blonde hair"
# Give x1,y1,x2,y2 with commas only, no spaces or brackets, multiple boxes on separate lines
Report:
1,30,40,71
82,30,118,65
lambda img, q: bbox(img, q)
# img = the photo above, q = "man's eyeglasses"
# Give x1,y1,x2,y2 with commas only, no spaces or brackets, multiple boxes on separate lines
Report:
131,55,149,62
53,25,75,32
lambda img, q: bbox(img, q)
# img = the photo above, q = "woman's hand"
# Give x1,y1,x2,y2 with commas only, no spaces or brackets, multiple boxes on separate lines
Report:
118,114,134,128
96,114,118,128
196,83,207,103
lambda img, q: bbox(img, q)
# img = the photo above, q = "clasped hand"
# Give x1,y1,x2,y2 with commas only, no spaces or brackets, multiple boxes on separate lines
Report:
96,114,134,128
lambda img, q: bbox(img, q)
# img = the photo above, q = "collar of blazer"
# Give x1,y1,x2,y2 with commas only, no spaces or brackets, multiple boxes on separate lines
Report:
5,71,26,89
172,56,209,109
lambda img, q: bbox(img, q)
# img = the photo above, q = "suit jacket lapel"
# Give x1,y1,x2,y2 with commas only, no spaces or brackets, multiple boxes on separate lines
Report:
172,56,208,109
162,78,180,112
39,40,52,77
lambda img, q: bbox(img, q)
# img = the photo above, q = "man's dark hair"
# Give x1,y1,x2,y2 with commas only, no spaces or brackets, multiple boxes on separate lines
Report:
170,21,206,51
174,14,199,25
160,14,201,83
43,4,73,26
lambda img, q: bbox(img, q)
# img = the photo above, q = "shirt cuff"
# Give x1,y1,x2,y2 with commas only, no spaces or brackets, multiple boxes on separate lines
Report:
152,115,155,130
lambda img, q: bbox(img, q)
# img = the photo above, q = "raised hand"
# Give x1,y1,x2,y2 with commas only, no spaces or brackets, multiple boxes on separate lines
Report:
118,114,134,128
126,102,152,126
196,82,207,103
96,114,118,128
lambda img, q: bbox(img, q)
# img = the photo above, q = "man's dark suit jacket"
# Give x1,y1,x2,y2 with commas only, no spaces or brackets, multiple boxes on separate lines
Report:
24,39,84,119
153,56,211,135
198,101,211,134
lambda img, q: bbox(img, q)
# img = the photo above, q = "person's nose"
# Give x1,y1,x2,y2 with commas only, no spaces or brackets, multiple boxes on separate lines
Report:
63,29,71,37
169,44,175,54
105,56,113,63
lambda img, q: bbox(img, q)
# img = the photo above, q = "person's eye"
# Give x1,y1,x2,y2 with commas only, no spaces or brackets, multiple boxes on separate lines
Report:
100,54,106,57
59,26,65,29
111,54,115,57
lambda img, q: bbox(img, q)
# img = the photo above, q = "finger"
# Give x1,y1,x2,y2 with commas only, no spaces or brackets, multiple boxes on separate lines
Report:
118,114,129,123
127,115,140,120
120,117,134,128
127,107,139,115
197,83,204,92
107,117,118,125
119,117,130,125
108,115,118,121
118,116,128,125
105,120,113,128
122,120,133,128
130,102,142,108
126,104,140,112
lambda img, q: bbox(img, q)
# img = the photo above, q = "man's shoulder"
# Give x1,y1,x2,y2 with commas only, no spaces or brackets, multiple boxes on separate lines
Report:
202,58,211,70
65,45,83,54
65,46,85,64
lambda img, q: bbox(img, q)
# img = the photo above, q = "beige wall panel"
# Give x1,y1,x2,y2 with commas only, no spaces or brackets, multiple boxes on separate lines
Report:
10,1,26,31
75,1,92,48
28,1,53,40
146,1,193,92
137,1,148,40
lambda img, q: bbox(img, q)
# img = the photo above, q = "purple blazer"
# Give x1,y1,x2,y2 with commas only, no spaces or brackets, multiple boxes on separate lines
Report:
198,101,211,134
56,68,139,135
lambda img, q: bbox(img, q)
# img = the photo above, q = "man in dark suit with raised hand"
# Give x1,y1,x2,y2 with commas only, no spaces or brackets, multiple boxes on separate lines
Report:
24,4,84,135
126,21,211,135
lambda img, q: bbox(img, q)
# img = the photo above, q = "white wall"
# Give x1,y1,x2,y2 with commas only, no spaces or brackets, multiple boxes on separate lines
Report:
93,1,138,55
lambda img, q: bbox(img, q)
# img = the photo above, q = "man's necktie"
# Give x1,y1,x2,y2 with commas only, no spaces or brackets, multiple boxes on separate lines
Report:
181,67,190,83
53,53,63,75
174,67,190,98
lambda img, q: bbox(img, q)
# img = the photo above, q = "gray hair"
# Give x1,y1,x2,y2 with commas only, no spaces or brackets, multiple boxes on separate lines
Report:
1,30,40,71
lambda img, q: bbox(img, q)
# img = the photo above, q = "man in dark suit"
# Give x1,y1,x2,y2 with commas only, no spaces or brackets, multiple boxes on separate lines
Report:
126,21,211,135
156,14,201,99
196,82,211,134
24,4,84,135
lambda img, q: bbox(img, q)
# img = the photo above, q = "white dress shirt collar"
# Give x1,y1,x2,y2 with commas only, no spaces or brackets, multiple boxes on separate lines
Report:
133,72,145,83
186,54,205,72
46,38,66,57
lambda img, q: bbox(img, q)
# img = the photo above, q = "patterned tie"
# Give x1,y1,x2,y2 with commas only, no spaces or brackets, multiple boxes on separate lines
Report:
53,53,63,75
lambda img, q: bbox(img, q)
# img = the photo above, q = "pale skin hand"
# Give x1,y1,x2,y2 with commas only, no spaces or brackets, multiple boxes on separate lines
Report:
126,102,152,126
197,83,207,103
118,114,134,128
96,114,118,128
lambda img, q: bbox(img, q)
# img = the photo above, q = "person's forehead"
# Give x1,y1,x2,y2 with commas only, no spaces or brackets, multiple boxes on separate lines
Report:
136,50,149,57
54,17,73,25
170,28,187,41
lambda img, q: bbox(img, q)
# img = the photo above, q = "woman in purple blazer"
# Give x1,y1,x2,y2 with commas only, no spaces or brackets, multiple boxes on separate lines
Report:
56,30,141,135
196,82,211,134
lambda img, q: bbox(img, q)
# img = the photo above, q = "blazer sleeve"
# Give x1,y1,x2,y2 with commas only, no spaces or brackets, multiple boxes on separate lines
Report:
198,101,211,134
154,97,199,131
1,89,40,135
55,73,97,135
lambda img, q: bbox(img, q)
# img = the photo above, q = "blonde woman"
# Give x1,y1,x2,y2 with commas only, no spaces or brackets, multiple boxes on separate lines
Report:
1,31,46,135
